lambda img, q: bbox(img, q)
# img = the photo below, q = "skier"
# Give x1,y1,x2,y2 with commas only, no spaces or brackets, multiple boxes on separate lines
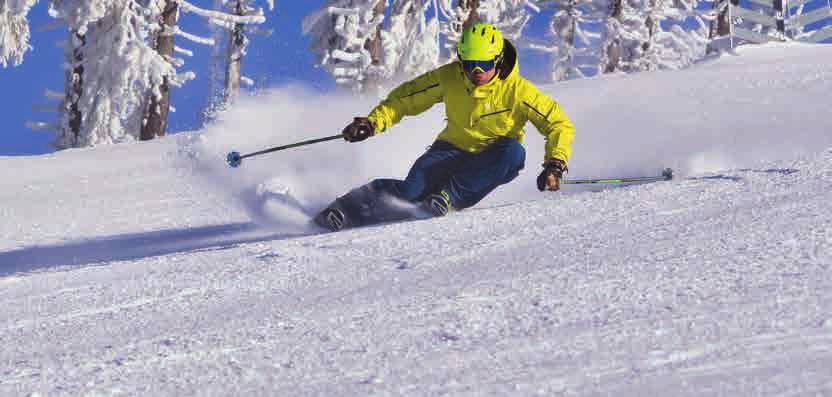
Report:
314,23,575,232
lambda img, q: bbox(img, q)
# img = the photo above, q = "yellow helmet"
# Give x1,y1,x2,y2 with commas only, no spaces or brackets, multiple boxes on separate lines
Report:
457,23,504,61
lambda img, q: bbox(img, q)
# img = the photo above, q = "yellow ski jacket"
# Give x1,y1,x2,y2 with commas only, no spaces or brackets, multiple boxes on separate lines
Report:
367,41,575,162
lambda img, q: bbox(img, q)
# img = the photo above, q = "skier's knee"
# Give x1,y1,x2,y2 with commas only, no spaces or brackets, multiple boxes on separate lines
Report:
502,139,526,169
369,178,398,192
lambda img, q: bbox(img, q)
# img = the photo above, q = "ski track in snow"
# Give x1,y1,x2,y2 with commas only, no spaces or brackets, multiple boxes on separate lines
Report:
1,43,832,395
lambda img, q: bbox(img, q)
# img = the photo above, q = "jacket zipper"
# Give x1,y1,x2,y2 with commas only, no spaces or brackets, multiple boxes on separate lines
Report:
400,83,440,99
479,109,511,119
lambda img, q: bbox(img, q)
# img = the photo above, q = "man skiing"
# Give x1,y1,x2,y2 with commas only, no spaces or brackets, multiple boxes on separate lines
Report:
314,23,575,232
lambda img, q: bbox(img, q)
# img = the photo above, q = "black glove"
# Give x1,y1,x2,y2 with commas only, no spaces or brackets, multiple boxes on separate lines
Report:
342,117,375,142
537,158,567,192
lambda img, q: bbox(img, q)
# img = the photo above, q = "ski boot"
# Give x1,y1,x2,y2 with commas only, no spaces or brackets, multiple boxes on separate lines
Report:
314,206,348,232
422,190,452,217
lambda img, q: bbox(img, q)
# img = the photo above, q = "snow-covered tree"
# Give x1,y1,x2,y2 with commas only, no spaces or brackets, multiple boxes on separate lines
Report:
12,0,266,149
535,0,710,80
545,0,591,80
531,0,609,80
47,0,183,148
436,0,479,61
642,0,710,70
225,0,250,103
204,0,273,120
303,0,387,93
478,0,540,41
785,1,808,39
388,0,501,75
595,0,645,73
164,0,274,133
597,0,710,73
141,0,180,141
379,0,441,83
306,0,545,91
61,32,84,146
0,0,37,67
706,0,729,53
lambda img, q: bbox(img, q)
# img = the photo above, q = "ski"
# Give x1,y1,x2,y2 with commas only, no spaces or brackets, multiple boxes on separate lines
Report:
563,168,673,185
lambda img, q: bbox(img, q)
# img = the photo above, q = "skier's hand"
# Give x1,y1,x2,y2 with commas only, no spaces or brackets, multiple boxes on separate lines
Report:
537,158,567,192
342,117,375,142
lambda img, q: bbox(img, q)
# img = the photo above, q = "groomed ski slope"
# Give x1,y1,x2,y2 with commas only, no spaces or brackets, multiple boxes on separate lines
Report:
2,43,832,396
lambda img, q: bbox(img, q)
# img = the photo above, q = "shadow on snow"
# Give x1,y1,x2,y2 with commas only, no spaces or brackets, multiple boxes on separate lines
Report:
0,223,307,277
4,167,798,277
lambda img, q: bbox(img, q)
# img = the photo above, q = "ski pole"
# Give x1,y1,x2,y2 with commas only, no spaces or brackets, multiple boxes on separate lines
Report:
563,168,673,185
226,134,344,168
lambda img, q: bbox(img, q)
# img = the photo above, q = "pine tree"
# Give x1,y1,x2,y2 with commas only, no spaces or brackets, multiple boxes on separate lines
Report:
479,0,539,41
437,0,480,61
0,0,37,68
538,0,710,80
47,0,181,148
547,0,587,80
303,0,387,93
535,0,609,80
645,0,710,69
707,0,731,53
6,0,266,149
381,0,442,83
598,0,638,73
225,0,248,104
141,0,179,141
63,32,84,147
363,0,387,90
306,0,543,91
205,0,273,120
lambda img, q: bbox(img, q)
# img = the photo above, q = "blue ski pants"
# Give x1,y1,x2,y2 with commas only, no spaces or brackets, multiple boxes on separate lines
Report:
372,138,526,210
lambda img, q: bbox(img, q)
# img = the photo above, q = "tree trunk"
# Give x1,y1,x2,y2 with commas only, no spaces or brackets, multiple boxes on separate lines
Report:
642,0,660,71
707,0,733,53
141,0,178,141
203,0,227,122
360,0,386,93
603,0,623,73
645,0,656,45
462,0,479,28
364,0,385,64
224,0,246,104
565,16,576,47
447,0,479,36
561,8,578,80
65,33,84,147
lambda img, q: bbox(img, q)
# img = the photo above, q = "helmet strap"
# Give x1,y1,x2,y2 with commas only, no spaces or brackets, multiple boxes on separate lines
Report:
493,52,505,75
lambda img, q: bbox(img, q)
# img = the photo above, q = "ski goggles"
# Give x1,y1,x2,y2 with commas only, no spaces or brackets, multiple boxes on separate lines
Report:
460,59,497,73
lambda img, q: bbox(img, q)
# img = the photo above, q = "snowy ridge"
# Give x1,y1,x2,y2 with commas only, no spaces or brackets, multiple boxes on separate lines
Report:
1,43,832,395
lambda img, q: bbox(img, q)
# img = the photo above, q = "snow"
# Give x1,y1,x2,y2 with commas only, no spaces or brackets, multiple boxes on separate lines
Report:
179,0,266,25
174,46,194,57
2,42,832,395
175,26,216,46
0,0,37,67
